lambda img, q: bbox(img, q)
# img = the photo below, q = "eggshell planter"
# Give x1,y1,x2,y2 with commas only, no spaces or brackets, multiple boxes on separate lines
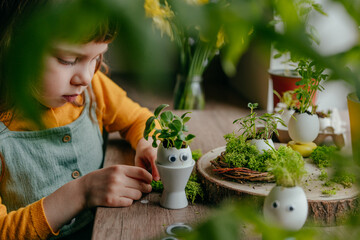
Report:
263,186,308,231
288,112,319,143
156,144,195,209
248,139,275,153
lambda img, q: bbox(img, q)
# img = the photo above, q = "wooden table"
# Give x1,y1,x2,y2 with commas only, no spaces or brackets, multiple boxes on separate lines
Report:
92,109,248,240
92,109,353,239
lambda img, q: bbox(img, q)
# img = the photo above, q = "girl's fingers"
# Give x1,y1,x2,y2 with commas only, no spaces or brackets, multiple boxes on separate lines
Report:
124,166,153,184
123,177,152,193
149,160,160,181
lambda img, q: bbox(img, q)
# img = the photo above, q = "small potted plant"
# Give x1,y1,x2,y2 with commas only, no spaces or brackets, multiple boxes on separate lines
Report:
287,59,327,148
233,102,286,153
144,104,196,209
263,147,308,231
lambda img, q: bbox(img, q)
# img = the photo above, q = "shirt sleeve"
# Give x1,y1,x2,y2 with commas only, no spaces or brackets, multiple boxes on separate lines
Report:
0,197,58,240
92,71,154,149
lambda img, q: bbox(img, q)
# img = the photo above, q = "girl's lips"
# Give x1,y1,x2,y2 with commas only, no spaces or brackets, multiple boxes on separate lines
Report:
63,95,78,102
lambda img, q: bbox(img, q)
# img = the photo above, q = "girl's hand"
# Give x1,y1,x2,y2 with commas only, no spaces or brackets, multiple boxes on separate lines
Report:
44,165,152,232
81,165,153,208
135,138,160,181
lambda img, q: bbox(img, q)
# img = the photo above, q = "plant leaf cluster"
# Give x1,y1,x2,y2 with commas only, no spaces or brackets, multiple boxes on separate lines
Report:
233,103,286,140
266,146,306,187
144,104,195,149
294,59,327,114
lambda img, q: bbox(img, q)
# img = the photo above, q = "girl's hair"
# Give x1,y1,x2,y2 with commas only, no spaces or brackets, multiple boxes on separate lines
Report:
0,153,4,183
0,0,118,124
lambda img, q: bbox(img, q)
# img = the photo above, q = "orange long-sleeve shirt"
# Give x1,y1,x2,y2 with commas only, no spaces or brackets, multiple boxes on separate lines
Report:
0,71,154,239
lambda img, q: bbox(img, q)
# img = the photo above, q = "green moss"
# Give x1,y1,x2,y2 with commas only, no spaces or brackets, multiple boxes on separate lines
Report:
310,145,338,168
151,180,164,192
266,146,306,187
223,133,264,171
192,149,203,161
222,133,306,187
185,178,204,203
322,188,337,195
332,173,355,188
318,169,328,181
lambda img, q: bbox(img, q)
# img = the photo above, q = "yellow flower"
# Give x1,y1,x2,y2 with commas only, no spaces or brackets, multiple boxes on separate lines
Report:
216,27,225,48
185,0,209,5
144,0,174,39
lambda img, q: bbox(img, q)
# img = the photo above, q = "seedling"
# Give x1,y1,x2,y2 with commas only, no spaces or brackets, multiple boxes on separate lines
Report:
144,104,195,149
233,103,286,140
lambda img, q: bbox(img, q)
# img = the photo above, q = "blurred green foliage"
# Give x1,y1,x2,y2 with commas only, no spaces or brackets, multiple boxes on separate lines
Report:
2,0,360,239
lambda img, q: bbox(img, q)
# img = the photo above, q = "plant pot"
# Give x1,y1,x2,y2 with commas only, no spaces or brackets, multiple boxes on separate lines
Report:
288,112,320,143
248,139,274,153
156,144,195,209
347,92,360,162
269,69,317,109
263,186,308,231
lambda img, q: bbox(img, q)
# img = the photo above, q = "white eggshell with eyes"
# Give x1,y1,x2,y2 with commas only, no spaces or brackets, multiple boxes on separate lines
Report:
156,144,193,167
263,186,308,231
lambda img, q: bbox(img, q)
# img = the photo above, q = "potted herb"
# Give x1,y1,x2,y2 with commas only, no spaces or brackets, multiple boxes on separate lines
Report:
263,146,308,231
233,102,285,153
287,59,327,147
144,104,196,209
269,0,327,109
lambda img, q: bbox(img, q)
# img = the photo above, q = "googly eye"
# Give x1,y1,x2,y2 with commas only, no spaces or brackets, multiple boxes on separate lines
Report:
180,153,189,161
287,205,295,212
168,155,177,163
272,201,280,209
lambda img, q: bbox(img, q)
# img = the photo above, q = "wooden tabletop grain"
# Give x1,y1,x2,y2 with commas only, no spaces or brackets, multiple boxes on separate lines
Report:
91,109,249,240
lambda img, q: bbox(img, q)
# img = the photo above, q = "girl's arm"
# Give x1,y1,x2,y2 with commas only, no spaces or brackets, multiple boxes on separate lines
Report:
0,198,58,240
43,164,152,232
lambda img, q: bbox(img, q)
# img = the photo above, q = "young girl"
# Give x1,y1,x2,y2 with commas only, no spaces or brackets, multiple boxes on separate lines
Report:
0,1,160,239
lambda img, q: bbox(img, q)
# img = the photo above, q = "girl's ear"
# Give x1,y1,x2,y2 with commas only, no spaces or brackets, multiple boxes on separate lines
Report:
95,54,103,73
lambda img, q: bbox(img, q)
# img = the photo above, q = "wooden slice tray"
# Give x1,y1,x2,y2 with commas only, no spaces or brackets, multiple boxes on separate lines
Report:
197,146,359,226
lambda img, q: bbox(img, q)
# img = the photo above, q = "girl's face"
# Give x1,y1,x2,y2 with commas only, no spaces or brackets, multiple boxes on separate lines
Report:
38,41,108,108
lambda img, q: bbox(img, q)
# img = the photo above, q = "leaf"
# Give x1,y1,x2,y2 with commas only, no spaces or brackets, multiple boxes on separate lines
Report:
160,111,174,125
185,134,196,141
178,132,186,141
154,104,169,118
169,119,182,132
152,135,158,148
182,116,191,124
174,139,183,149
144,116,156,139
181,112,191,119
158,132,171,139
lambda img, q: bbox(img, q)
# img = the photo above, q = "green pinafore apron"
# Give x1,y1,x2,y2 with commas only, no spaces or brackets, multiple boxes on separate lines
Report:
0,91,104,238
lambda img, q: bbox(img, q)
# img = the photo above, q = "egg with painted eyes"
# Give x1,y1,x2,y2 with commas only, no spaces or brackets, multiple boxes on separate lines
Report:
263,186,308,231
156,144,193,167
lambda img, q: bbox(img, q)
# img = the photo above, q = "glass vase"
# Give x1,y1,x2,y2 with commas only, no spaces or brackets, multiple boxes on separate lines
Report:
173,74,205,110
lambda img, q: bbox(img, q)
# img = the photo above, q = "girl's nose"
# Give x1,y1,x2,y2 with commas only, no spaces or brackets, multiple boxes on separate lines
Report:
71,66,93,86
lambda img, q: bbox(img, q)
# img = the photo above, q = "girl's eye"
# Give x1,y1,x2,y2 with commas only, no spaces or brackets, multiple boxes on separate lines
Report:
168,155,177,163
57,58,77,66
180,153,189,161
